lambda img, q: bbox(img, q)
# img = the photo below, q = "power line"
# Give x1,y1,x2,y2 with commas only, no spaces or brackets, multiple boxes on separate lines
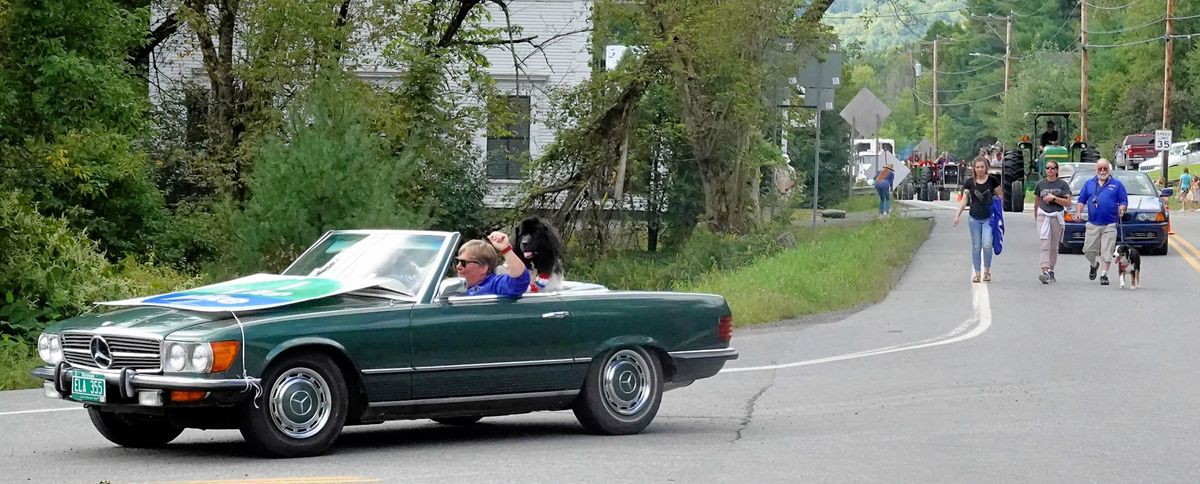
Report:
936,80,1007,93
1082,0,1144,11
912,89,1005,107
1084,17,1165,35
1086,36,1165,48
934,58,1002,75
1168,13,1200,21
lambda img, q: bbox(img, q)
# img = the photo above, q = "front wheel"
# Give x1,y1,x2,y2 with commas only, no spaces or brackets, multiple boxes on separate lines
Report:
239,353,349,458
1010,181,1024,212
573,347,663,435
88,407,184,448
1152,242,1169,255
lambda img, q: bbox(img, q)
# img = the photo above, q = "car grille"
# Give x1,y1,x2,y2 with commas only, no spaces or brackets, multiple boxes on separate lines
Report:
1125,231,1158,240
62,332,161,371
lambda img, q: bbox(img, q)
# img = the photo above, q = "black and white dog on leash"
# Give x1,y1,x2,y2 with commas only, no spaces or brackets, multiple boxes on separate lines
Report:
1113,243,1141,290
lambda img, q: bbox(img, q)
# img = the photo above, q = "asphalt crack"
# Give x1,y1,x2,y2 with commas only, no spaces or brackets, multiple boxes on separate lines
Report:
733,371,776,443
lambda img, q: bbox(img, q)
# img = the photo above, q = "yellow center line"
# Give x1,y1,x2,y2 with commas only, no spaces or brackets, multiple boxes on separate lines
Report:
160,478,381,484
1168,233,1200,274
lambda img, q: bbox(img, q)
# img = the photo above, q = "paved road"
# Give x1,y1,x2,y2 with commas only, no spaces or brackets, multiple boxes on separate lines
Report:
3,204,1199,483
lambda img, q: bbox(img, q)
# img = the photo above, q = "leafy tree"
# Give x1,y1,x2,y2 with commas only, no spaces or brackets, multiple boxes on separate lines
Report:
229,74,429,273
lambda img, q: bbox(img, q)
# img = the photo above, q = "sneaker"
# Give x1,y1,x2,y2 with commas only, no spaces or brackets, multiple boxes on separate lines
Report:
1039,271,1050,284
1100,275,1110,286
1048,271,1056,282
1089,263,1098,281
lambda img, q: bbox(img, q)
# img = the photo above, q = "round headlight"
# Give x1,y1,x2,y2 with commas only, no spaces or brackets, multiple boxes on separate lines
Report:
48,336,62,364
191,344,212,372
37,334,51,363
1136,212,1152,222
167,344,188,372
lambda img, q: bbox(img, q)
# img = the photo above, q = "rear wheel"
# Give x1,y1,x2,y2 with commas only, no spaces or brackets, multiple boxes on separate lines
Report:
239,353,349,458
573,347,663,435
88,408,184,448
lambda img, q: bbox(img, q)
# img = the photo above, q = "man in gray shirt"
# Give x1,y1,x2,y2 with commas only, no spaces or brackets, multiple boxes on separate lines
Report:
1035,160,1072,283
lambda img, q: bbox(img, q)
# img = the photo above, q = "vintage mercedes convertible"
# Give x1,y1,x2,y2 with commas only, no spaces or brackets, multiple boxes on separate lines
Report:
31,230,737,457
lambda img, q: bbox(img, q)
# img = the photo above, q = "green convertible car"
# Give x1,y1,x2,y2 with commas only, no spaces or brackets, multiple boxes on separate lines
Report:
31,230,738,457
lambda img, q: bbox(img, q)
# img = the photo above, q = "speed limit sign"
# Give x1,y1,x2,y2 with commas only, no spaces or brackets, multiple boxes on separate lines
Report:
1155,129,1172,151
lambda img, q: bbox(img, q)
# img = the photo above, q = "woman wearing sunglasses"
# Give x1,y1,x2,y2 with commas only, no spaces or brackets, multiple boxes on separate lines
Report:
455,231,530,297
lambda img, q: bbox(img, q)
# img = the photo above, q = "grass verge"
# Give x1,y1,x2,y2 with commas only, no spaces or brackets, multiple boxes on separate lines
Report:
682,217,932,326
0,337,41,391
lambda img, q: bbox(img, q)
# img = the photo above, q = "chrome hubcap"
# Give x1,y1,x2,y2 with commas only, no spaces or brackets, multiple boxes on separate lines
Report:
269,367,331,439
601,349,652,418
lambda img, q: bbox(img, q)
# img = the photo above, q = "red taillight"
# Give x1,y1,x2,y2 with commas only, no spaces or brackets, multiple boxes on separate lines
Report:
718,315,733,342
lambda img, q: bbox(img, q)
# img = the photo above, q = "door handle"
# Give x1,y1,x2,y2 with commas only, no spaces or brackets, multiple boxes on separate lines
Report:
541,311,570,319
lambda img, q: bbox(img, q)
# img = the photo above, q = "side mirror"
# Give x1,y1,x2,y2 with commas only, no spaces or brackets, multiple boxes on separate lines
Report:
1161,188,1174,198
438,278,467,300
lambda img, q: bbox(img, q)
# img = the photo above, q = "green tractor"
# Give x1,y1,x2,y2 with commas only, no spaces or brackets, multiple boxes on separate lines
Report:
1002,112,1101,213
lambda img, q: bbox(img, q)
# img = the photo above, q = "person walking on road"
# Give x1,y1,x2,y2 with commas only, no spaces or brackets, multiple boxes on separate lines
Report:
1034,161,1072,284
954,157,1003,283
1075,159,1128,286
874,163,895,216
1180,167,1193,212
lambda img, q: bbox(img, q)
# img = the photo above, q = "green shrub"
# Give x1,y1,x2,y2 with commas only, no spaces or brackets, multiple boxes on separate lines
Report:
231,74,429,274
1,190,197,341
0,335,41,390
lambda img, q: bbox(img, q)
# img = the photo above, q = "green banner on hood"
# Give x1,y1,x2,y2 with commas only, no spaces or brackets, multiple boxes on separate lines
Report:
100,273,381,312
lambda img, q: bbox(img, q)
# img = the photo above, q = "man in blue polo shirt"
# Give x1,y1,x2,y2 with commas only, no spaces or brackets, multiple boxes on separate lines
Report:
1074,159,1128,286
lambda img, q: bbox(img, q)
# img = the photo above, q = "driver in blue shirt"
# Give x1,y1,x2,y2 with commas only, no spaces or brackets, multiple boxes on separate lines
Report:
456,232,530,297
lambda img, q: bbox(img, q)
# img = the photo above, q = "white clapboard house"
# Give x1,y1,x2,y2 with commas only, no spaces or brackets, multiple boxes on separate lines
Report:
147,1,593,208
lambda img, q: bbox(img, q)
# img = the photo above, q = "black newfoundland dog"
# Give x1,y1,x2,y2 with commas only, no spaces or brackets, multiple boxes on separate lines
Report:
514,216,564,293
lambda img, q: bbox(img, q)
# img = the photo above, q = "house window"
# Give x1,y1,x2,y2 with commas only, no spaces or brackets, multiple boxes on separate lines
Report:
184,87,209,144
486,95,531,180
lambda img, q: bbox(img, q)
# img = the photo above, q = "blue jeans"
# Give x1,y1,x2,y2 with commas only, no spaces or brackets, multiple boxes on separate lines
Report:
876,186,891,214
968,216,993,272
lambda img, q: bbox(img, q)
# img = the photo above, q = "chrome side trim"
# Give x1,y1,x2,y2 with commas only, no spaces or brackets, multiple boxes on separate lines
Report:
413,358,575,372
574,357,592,363
668,347,739,360
369,389,578,408
362,358,582,375
361,367,417,375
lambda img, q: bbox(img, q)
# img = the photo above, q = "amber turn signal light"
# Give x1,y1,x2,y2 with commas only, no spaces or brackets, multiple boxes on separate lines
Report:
170,390,206,402
210,341,240,373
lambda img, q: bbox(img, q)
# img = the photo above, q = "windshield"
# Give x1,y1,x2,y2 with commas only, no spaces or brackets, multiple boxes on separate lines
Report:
1124,135,1153,146
282,231,451,296
1070,171,1159,197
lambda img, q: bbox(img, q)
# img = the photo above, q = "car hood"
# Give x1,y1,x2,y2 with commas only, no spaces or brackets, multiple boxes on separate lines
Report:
45,306,229,338
1127,195,1163,212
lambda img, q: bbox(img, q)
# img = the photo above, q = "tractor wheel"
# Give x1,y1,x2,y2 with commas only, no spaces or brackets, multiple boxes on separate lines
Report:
1010,181,1024,212
1080,147,1101,164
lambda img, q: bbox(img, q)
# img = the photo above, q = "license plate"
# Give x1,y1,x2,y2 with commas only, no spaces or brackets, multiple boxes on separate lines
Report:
70,370,106,403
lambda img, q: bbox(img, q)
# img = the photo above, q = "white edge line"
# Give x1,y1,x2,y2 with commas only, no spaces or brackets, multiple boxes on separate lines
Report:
0,406,85,417
721,283,992,373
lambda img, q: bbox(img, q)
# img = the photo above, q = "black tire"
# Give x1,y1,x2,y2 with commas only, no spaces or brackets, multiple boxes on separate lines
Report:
1152,242,1169,255
1080,147,1101,164
573,347,663,435
1010,181,1024,212
925,182,936,201
432,416,484,425
1058,243,1070,254
88,407,184,448
239,353,349,458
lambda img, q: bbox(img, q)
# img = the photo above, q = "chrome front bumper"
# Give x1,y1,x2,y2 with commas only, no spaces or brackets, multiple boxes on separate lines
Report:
32,363,260,400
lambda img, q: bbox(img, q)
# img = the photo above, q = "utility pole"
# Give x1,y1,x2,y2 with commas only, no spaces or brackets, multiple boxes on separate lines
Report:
1080,0,1089,140
1163,0,1174,130
933,38,939,154
1163,0,1175,180
1004,14,1012,96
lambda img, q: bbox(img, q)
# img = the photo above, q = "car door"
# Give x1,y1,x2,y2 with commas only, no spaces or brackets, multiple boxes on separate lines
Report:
408,293,577,399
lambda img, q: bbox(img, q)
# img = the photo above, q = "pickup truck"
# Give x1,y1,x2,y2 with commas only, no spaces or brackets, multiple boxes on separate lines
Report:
1116,133,1156,169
